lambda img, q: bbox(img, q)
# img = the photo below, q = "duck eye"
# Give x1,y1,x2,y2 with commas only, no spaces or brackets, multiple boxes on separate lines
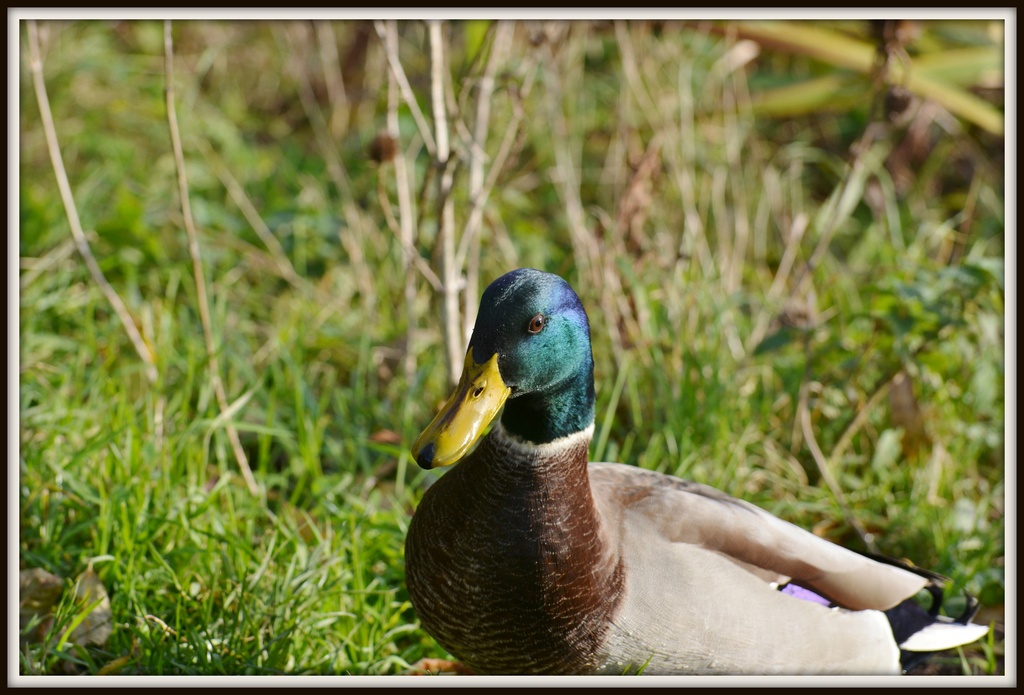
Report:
527,313,546,334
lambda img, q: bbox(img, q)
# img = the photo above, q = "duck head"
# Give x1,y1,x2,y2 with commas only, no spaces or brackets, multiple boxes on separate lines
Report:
413,268,596,469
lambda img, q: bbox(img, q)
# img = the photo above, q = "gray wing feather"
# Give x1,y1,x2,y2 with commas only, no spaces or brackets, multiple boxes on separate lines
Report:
588,462,928,611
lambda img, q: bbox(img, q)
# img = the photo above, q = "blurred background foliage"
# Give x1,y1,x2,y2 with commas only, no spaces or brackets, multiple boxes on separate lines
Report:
18,18,1005,676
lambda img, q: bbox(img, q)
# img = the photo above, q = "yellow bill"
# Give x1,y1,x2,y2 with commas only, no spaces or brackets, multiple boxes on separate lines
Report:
412,348,510,469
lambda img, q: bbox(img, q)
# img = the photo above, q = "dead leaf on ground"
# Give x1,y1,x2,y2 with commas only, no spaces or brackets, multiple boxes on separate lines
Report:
97,654,134,675
69,564,113,647
19,567,64,643
19,564,114,648
369,429,401,444
407,657,477,675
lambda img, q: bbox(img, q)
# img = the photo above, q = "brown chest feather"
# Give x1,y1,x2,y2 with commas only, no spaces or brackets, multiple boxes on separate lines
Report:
405,432,623,675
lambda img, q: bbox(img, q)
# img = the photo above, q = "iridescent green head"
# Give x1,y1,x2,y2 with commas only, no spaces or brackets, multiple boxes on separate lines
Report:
413,269,596,469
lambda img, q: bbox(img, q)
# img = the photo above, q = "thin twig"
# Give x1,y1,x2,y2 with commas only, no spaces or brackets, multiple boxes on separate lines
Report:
429,20,462,386
794,337,936,554
456,22,517,342
746,212,810,352
192,136,309,294
828,348,938,470
799,392,879,554
164,20,258,496
27,21,158,386
460,24,503,343
374,20,437,158
281,23,376,314
376,181,442,291
830,373,896,467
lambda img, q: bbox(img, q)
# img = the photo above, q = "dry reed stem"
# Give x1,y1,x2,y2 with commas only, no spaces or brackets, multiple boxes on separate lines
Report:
154,393,165,452
164,21,258,496
27,20,159,386
793,137,892,300
613,22,660,124
605,138,664,370
429,20,463,387
616,21,715,279
454,43,537,273
542,31,601,285
722,63,752,299
383,20,423,383
19,236,76,290
543,29,622,366
710,42,755,362
458,21,515,344
314,21,349,139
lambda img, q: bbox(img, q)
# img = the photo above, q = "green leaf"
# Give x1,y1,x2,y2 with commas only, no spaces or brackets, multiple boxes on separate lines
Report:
913,46,1003,87
737,20,1004,135
871,428,904,473
751,74,867,118
463,20,492,68
754,327,798,355
970,358,1000,416
965,257,1004,291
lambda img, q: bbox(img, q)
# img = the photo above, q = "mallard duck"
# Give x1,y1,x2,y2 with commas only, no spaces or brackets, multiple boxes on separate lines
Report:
405,268,988,675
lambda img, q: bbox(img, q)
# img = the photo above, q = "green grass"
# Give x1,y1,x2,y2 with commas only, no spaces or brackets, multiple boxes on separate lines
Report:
18,18,1005,677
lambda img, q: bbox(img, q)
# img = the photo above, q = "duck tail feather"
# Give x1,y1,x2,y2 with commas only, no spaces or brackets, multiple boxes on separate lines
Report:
859,550,982,625
898,618,990,652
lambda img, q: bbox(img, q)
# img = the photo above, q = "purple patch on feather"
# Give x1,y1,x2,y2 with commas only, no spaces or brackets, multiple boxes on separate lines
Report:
780,583,832,606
